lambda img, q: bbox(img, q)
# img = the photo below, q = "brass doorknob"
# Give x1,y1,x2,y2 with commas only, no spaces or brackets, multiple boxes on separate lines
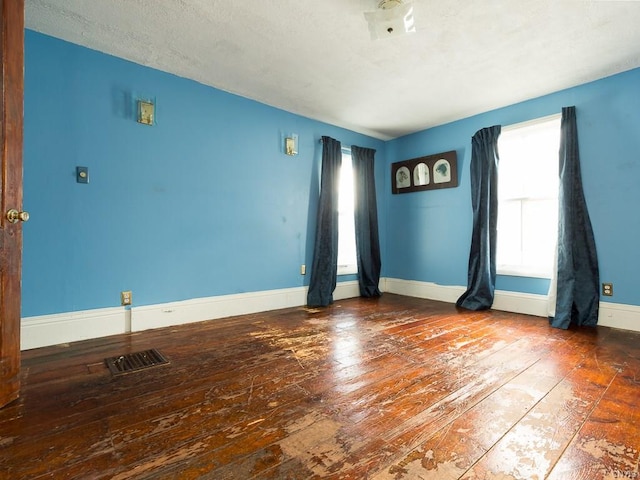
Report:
6,209,29,223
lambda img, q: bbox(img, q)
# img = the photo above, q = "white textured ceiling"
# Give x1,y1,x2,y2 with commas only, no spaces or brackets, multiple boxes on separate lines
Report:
25,0,640,140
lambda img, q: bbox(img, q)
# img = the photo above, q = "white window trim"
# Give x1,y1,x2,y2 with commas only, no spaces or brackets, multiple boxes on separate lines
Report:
497,266,554,279
337,264,358,276
337,148,358,277
500,113,561,133
496,113,561,280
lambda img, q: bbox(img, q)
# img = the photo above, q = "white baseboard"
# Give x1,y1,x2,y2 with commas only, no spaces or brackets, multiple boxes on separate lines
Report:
598,302,640,332
21,307,127,350
333,280,362,301
131,286,306,332
131,280,361,332
491,289,550,317
20,281,362,349
383,278,465,304
21,279,639,350
384,277,640,332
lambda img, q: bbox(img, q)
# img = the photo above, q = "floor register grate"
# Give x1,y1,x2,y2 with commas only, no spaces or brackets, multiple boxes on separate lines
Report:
105,349,169,376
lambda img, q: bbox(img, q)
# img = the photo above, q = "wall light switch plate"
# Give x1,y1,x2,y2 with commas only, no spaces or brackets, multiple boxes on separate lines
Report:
76,166,89,184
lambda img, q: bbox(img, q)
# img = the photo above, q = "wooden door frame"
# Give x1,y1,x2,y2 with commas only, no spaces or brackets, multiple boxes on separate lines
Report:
0,0,25,408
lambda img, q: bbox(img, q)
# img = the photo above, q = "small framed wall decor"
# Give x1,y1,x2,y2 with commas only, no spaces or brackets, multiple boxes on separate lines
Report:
391,150,458,194
137,100,155,126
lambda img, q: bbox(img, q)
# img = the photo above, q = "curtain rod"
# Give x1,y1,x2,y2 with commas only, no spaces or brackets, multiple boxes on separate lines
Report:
318,138,351,153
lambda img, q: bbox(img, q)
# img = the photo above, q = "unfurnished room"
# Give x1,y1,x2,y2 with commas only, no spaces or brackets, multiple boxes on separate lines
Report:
1,1,640,478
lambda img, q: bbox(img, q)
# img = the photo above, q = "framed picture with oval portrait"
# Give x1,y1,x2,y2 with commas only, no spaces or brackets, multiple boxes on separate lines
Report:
391,150,458,194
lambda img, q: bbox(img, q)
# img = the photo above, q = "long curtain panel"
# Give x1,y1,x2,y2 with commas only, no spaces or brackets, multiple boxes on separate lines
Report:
549,106,600,329
351,145,382,297
457,125,502,310
307,136,342,307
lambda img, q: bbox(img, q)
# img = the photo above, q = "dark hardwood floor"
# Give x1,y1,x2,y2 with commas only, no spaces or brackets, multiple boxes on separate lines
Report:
1,294,639,479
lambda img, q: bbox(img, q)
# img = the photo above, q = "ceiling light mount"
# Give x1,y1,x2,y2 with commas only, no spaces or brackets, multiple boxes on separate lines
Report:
378,0,403,9
364,0,416,40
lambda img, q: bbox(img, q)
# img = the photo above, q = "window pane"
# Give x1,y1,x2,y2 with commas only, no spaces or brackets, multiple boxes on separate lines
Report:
497,200,522,267
521,199,558,273
497,116,560,278
338,153,357,273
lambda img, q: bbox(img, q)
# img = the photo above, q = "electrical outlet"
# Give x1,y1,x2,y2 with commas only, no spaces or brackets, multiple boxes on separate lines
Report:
300,264,306,275
121,290,132,306
602,283,613,297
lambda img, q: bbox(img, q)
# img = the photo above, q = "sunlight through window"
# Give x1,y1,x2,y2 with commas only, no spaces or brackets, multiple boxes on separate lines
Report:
497,115,561,278
338,152,357,275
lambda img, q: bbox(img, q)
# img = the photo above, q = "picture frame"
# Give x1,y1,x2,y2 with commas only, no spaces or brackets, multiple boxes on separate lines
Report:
391,150,458,194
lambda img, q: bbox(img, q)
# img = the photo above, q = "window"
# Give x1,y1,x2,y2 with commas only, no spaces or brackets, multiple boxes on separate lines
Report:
497,115,561,278
337,151,358,275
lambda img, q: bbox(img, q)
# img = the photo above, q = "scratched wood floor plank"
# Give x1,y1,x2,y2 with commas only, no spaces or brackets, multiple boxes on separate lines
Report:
164,309,553,478
191,331,513,479
461,349,619,479
546,328,640,480
2,295,640,479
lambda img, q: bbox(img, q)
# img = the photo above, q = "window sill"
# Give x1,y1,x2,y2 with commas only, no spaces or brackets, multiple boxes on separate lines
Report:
337,265,357,276
497,266,551,279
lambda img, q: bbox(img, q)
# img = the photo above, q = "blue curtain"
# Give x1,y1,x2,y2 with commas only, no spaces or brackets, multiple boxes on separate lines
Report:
549,107,600,329
352,145,382,298
307,136,342,307
457,125,501,310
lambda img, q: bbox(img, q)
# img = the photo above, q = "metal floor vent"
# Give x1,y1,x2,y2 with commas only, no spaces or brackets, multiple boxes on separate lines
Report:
105,349,169,376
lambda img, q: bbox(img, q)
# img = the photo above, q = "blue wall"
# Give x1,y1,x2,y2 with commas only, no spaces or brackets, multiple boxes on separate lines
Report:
386,68,640,306
23,31,386,317
23,30,640,318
